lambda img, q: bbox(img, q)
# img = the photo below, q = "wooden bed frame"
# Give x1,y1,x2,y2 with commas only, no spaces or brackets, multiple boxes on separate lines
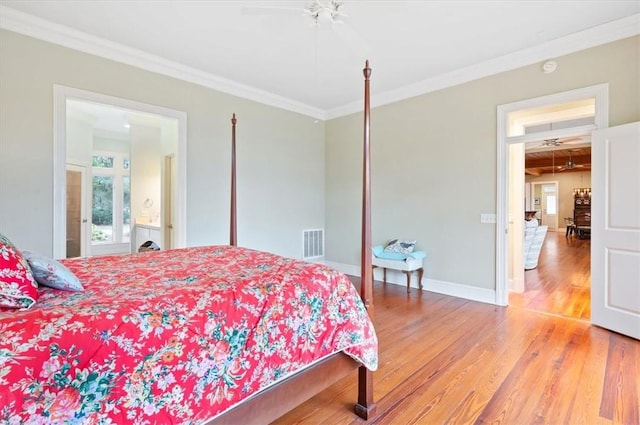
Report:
208,61,376,424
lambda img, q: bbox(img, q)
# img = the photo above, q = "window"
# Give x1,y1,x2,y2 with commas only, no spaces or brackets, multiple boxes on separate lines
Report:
546,195,557,215
123,176,131,241
91,151,130,245
92,155,114,168
92,175,114,243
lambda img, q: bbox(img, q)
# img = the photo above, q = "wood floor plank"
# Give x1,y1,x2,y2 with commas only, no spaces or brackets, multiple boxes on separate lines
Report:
519,319,588,424
600,332,639,425
565,325,612,425
473,320,563,424
539,323,593,424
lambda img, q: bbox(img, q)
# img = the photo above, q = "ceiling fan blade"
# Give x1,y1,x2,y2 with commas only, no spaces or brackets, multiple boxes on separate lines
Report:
559,136,587,145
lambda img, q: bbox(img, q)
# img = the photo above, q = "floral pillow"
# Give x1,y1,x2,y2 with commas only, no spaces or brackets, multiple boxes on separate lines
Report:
384,239,417,255
0,233,38,309
22,250,84,292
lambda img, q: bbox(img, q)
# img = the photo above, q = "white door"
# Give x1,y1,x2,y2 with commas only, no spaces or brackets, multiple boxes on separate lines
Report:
540,183,558,231
591,122,640,340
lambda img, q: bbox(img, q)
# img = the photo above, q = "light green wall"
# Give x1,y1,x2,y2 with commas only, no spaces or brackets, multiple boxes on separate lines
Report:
0,30,326,258
326,36,639,290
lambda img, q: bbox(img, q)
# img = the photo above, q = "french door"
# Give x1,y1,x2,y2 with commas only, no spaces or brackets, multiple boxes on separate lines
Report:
591,122,640,339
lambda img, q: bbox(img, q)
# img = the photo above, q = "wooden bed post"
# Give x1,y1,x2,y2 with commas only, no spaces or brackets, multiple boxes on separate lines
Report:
360,60,373,315
355,59,377,420
230,113,237,246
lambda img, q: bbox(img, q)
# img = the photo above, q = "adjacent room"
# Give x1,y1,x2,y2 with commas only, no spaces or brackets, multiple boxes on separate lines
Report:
1,1,639,424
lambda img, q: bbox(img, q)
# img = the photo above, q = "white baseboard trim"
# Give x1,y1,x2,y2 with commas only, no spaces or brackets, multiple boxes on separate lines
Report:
325,261,497,306
324,260,360,277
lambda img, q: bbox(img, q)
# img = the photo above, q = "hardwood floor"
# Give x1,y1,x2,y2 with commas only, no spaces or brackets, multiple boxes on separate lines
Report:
272,272,639,424
510,230,591,320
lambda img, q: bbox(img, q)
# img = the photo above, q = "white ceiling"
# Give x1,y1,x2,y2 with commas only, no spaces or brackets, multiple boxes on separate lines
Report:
1,1,639,119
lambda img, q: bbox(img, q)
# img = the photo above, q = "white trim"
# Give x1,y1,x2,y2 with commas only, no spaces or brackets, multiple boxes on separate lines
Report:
326,14,639,120
506,124,596,145
53,85,188,258
1,6,637,121
53,86,66,258
325,261,496,305
423,278,496,306
496,83,609,306
0,6,325,121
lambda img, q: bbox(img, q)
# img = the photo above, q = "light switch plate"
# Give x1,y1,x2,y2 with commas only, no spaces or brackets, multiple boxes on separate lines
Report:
480,213,496,223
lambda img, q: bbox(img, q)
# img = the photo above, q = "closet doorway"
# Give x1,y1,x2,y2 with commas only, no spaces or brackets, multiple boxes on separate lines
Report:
53,86,187,259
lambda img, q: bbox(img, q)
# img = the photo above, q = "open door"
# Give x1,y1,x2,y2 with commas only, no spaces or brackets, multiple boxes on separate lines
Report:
66,164,88,258
591,122,640,339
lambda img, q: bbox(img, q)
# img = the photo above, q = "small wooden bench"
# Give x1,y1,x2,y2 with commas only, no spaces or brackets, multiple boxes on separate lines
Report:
372,255,424,293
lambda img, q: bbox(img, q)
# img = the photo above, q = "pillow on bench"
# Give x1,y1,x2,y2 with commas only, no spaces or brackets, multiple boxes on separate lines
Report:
384,239,416,254
373,245,426,261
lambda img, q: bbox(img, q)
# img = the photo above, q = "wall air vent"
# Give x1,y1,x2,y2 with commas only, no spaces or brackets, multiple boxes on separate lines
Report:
303,229,324,260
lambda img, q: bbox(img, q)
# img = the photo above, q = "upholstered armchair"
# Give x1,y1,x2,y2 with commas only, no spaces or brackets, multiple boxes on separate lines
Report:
524,225,548,270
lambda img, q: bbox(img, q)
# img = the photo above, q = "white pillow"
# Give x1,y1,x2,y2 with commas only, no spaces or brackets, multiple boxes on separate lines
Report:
384,239,416,255
22,251,84,291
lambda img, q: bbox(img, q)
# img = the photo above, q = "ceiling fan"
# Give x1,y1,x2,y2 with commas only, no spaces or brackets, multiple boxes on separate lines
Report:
242,1,347,26
557,150,586,171
241,1,371,58
540,136,584,147
305,0,347,25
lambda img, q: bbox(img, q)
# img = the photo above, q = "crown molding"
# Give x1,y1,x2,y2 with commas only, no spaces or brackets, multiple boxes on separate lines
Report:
1,6,637,122
325,13,640,120
0,5,326,121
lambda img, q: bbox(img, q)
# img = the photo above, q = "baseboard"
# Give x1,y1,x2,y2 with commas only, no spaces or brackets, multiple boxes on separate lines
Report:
324,261,497,306
324,260,360,277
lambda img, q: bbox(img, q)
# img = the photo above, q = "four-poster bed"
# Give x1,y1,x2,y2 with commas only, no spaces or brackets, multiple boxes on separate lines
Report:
0,61,376,424
210,61,376,424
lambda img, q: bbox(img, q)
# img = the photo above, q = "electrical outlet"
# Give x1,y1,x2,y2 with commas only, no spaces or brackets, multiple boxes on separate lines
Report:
480,213,496,223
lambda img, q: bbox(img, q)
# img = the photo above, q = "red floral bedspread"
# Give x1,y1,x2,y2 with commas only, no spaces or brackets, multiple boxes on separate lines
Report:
0,246,377,424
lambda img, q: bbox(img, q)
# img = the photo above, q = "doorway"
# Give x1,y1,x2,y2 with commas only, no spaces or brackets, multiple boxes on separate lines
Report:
516,138,592,321
530,181,558,231
53,86,187,259
495,84,608,319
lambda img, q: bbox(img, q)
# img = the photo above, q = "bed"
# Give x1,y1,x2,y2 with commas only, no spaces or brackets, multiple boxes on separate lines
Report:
0,61,377,424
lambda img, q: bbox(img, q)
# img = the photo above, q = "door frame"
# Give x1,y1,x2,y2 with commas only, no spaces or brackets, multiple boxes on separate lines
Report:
163,153,176,250
496,83,609,306
53,85,188,258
